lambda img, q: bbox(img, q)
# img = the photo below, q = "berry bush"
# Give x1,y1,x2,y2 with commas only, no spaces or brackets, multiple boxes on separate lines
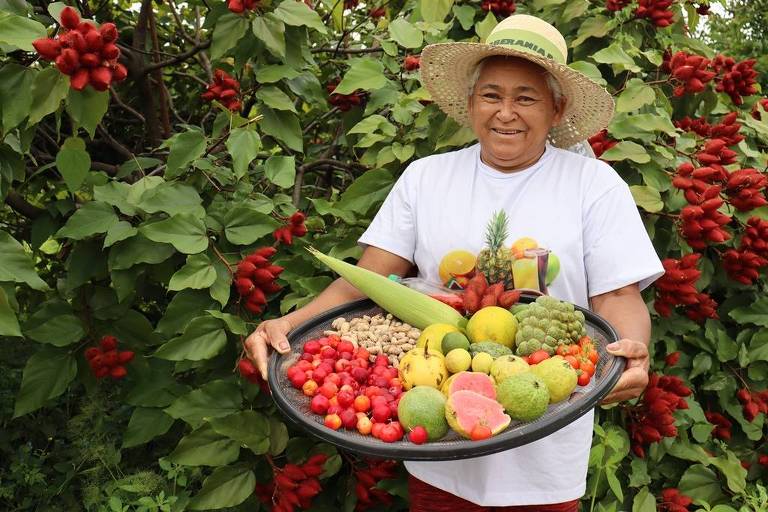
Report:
0,0,767,511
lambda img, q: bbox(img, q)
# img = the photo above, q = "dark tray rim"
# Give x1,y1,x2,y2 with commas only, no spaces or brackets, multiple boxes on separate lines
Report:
268,296,624,461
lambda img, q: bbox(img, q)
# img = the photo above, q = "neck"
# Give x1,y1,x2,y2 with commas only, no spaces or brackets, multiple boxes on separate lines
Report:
479,145,547,174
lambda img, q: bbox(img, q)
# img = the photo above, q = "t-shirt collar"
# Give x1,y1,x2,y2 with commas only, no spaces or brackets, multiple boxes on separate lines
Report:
475,143,554,179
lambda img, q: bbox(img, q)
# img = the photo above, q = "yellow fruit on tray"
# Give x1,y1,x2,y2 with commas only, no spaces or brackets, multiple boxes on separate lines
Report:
471,352,494,374
531,357,577,403
399,343,448,390
445,348,472,373
490,355,530,384
417,323,460,355
466,306,518,348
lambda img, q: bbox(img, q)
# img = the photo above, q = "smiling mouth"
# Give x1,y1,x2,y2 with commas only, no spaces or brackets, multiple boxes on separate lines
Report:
492,128,524,135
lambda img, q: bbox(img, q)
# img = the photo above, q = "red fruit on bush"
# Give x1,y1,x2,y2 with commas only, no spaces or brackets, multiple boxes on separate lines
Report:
665,351,680,366
110,365,127,379
89,66,112,91
101,43,119,60
100,335,118,351
84,347,101,360
69,68,90,90
32,38,62,60
118,351,134,363
60,7,81,30
79,53,100,68
404,55,420,71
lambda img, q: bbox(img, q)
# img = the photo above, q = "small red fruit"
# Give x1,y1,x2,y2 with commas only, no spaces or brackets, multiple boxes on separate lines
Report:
310,394,330,415
100,335,118,351
340,408,358,429
409,426,428,444
302,379,318,396
324,413,342,430
110,365,127,379
528,350,551,365
357,415,373,435
60,6,81,30
577,371,591,387
380,424,402,443
354,395,371,413
470,424,492,441
373,405,391,422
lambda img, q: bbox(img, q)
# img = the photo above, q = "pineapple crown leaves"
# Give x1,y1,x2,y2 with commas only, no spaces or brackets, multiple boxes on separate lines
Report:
483,210,510,250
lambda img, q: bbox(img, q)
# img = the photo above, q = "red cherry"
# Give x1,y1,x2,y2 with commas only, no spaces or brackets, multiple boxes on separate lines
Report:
470,424,492,441
409,426,428,444
310,394,330,415
372,405,391,422
324,414,342,430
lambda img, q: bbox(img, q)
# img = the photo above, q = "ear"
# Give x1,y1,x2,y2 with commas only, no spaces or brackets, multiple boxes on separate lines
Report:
551,96,567,127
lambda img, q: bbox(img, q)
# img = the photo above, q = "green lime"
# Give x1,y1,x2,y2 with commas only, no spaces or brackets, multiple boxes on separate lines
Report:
442,331,471,354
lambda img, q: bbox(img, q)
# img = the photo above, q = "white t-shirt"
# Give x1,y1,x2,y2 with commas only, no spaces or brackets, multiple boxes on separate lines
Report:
358,143,663,506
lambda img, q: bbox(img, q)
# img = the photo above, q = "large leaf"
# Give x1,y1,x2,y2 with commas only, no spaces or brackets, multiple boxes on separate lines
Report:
475,11,498,41
0,230,49,290
592,42,642,73
164,130,207,179
334,59,389,95
264,155,296,188
135,182,206,218
252,14,286,58
66,88,109,139
630,185,663,213
729,297,768,326
164,380,242,425
108,235,175,270
122,407,175,448
14,348,77,417
156,290,217,337
140,214,208,254
339,169,394,215
421,0,454,22
154,316,227,361
224,206,281,245
0,64,35,131
209,410,271,454
388,18,423,48
616,79,656,113
56,201,119,240
168,424,240,467
225,127,261,179
274,0,327,33
0,11,46,51
678,465,725,504
0,286,21,337
94,181,136,216
210,259,232,308
25,313,85,346
571,15,611,47
56,137,92,192
188,465,255,510
169,253,217,291
260,106,303,152
28,67,70,125
256,86,296,112
631,487,655,512
210,13,248,60
601,141,651,164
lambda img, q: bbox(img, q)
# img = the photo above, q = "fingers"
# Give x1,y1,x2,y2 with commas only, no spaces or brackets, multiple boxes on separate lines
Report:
601,367,649,404
264,320,291,354
244,330,270,380
606,338,649,360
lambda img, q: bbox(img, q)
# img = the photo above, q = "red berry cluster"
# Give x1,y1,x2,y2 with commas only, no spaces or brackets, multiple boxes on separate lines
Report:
369,6,386,18
353,459,398,510
404,55,420,71
635,0,674,27
695,138,738,169
588,129,618,158
736,387,768,422
326,80,365,112
665,351,680,366
606,0,630,11
227,0,259,14
461,273,521,315
273,212,308,246
759,454,768,466
481,0,516,16
84,335,134,379
679,186,731,249
724,168,767,211
32,7,126,92
289,336,410,444
653,254,705,317
254,454,328,512
201,69,241,111
658,488,693,512
237,358,270,395
722,220,768,285
663,51,717,97
752,98,768,120
627,373,691,458
704,411,732,440
712,56,758,105
675,112,744,147
234,247,283,314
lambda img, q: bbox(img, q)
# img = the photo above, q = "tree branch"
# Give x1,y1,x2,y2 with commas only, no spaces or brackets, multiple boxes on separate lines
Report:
97,124,134,160
4,191,44,219
143,39,212,75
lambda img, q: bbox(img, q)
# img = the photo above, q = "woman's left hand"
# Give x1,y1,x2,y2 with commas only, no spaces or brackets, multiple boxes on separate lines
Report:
601,338,650,404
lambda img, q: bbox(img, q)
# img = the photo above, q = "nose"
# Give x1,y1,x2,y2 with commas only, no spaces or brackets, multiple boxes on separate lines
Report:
495,98,519,122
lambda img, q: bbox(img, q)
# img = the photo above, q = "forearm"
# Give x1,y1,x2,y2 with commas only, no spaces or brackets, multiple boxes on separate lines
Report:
590,285,651,347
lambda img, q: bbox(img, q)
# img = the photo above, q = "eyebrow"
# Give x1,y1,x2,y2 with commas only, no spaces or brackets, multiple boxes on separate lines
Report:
477,84,540,94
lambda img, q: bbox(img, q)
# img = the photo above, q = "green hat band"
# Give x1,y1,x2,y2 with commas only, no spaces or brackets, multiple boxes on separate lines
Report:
486,29,566,65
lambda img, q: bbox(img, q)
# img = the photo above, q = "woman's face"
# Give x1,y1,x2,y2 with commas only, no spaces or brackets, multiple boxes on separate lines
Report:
467,57,565,173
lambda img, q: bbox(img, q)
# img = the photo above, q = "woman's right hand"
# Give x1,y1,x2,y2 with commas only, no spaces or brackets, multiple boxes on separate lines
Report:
244,317,294,380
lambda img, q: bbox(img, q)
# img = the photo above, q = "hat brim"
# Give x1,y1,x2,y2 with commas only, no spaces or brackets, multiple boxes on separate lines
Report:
420,42,615,149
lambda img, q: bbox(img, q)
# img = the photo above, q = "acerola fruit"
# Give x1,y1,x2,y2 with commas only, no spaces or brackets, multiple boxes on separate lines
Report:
357,415,373,435
302,379,318,396
470,424,492,441
110,365,127,379
60,6,81,30
310,394,330,415
118,351,134,363
409,426,428,444
324,413,342,430
379,424,402,443
577,371,591,387
353,395,371,412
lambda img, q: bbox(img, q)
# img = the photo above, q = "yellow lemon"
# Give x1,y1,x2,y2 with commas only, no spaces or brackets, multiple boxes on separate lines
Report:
445,349,472,373
465,306,518,348
417,323,460,354
471,352,494,374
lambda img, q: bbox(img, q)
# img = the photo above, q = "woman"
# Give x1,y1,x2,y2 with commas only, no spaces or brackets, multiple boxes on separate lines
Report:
246,14,663,511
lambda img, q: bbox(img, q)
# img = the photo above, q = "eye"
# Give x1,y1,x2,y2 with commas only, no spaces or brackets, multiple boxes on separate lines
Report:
517,96,537,105
482,93,501,101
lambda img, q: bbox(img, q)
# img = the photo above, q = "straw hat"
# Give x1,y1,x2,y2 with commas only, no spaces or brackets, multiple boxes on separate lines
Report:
420,14,614,149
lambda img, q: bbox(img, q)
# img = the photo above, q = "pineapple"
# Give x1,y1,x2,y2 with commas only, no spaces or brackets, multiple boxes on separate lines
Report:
476,210,514,287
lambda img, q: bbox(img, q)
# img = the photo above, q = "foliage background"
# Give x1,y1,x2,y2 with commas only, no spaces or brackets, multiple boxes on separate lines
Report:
0,0,767,510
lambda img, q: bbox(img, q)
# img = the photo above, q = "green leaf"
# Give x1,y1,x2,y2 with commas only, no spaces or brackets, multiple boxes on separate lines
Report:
56,137,92,192
29,67,70,125
210,13,248,60
169,254,217,291
605,466,623,501
95,181,136,216
592,43,642,73
601,141,651,164
388,18,423,48
56,201,119,240
748,330,768,363
264,155,296,188
135,182,206,218
339,169,394,215
728,297,768,326
475,11,498,41
690,353,713,379
256,64,301,84
156,290,217,337
122,407,175,448
226,127,262,179
453,5,475,30
678,464,725,504
260,106,303,152
616,79,656,113
224,206,281,245
709,451,747,494
188,465,255,510
164,130,207,178
630,185,663,212
209,410,271,454
25,313,85,346
0,287,21,337
628,458,650,488
168,424,240,467
154,316,227,361
421,0,454,22
392,142,415,162
140,214,208,254
108,235,175,270
0,11,46,51
210,258,231,308
164,380,242,426
269,418,289,455
631,487,655,512
609,112,677,139
206,310,246,335
255,86,296,113
273,0,327,33
0,64,35,131
571,16,611,47
14,348,77,417
0,230,49,290
569,61,607,87
334,58,389,95
252,14,285,58
348,114,396,136
66,88,109,139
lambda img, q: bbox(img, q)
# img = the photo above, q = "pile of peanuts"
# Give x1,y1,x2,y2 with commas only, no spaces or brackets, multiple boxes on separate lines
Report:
323,314,421,366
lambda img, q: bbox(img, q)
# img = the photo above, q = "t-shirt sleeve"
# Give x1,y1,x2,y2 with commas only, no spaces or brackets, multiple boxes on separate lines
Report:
357,164,418,263
582,180,664,296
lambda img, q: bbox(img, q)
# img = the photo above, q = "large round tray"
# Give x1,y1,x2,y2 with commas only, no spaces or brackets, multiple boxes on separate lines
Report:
268,297,624,461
